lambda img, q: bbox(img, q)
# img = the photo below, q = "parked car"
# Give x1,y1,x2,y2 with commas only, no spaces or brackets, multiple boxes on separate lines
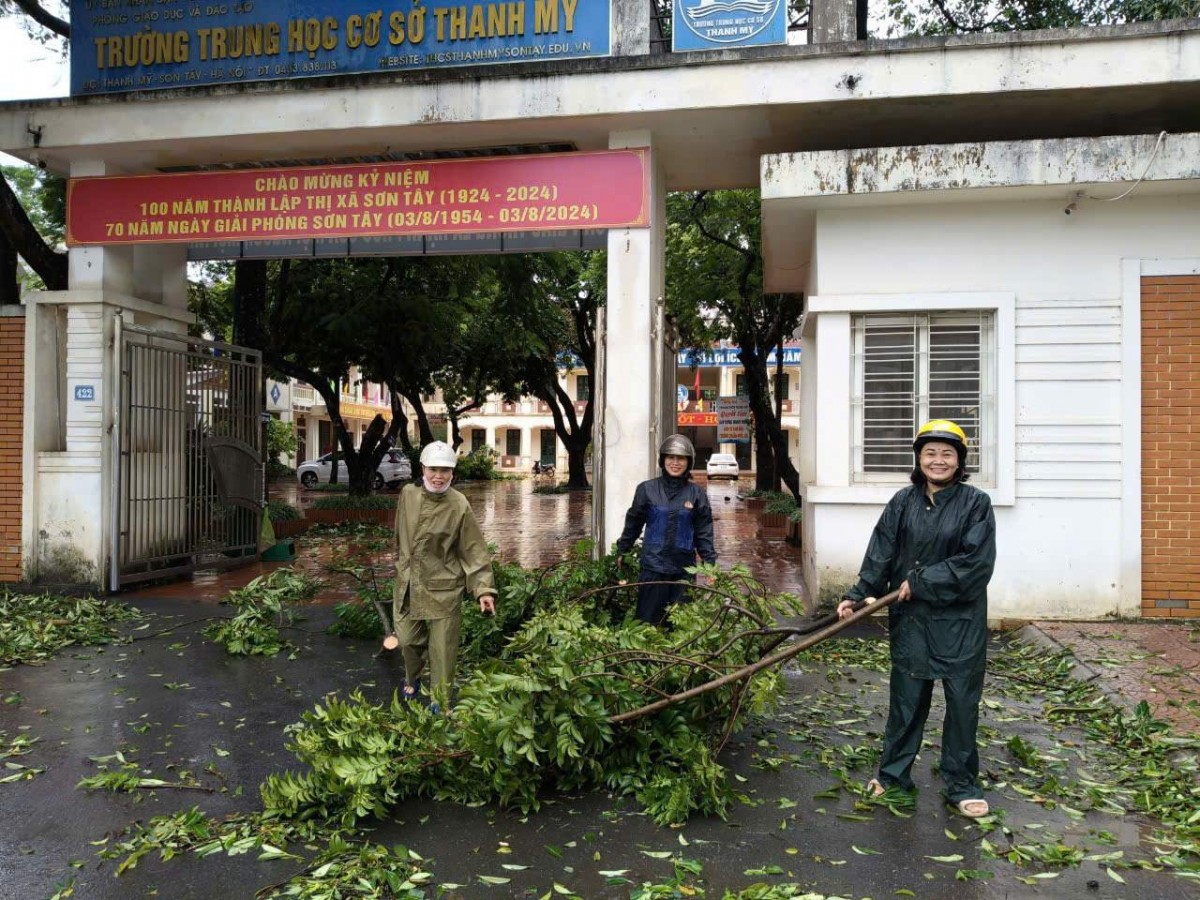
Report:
297,449,412,490
705,453,740,480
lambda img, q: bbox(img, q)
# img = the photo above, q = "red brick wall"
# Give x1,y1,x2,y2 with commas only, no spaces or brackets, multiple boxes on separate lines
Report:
0,315,24,583
1142,276,1200,618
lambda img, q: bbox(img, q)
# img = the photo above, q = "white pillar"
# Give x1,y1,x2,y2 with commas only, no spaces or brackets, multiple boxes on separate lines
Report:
24,159,196,587
485,426,496,452
520,427,533,467
598,131,665,552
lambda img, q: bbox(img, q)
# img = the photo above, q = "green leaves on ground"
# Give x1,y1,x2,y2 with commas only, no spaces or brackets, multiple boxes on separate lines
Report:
0,731,43,784
263,561,797,829
0,591,142,666
204,568,322,657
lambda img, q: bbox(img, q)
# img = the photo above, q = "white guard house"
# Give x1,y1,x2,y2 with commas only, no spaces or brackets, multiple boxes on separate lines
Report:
0,3,1198,620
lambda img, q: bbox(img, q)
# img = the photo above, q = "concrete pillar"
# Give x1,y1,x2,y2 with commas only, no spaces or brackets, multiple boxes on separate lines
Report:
611,0,650,56
23,159,196,587
810,0,858,43
520,427,533,467
597,130,665,552
485,426,496,452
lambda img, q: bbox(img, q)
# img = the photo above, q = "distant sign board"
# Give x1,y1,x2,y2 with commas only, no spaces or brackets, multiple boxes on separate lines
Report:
70,0,611,96
677,347,800,368
671,0,786,52
67,150,649,246
716,396,751,442
679,411,717,427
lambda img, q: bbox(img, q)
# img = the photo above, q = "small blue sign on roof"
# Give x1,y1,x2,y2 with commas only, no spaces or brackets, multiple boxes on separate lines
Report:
672,0,787,52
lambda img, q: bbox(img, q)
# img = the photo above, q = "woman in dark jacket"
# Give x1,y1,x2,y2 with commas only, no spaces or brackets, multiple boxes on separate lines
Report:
616,434,717,625
838,419,996,818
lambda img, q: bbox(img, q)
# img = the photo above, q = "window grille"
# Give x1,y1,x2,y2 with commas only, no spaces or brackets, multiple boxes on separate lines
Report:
851,311,995,485
506,430,522,456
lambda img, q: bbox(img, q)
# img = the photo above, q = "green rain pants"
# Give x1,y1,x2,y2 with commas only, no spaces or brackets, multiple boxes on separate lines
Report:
395,613,463,695
877,667,985,802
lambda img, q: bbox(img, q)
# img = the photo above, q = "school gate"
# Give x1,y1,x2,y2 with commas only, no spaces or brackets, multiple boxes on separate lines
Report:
2,3,1200,618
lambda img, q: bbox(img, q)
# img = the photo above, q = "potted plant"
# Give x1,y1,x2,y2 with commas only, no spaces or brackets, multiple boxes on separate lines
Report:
306,494,397,526
742,488,768,512
267,500,308,539
760,492,797,541
785,506,803,546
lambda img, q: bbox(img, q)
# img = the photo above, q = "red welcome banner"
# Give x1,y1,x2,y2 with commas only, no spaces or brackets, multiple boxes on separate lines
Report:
67,149,649,246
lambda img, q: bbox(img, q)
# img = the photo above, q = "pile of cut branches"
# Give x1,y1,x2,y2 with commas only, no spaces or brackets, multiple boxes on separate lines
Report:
263,561,817,827
0,591,142,666
203,568,323,657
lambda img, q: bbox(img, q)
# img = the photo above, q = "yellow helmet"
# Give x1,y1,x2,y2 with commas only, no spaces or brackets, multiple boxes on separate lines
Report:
914,419,968,460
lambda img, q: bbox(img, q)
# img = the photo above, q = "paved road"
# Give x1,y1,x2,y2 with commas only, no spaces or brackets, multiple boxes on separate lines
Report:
5,477,1196,898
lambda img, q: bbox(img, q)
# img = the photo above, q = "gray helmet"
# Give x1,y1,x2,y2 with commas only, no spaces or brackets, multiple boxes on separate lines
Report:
659,434,695,463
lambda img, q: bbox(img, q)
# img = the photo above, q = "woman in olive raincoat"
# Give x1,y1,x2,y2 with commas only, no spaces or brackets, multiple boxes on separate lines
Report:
392,441,496,708
837,420,996,818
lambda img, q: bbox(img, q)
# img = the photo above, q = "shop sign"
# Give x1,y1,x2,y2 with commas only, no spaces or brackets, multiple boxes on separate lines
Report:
716,396,751,442
678,411,717,426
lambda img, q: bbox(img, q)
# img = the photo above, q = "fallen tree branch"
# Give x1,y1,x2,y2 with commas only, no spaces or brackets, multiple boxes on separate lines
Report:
609,590,902,725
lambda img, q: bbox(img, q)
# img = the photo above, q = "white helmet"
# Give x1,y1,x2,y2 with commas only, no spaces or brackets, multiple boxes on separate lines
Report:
419,441,458,469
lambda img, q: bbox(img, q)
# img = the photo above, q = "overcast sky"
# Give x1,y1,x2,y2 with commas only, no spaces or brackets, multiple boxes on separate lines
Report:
0,17,68,101
0,18,68,166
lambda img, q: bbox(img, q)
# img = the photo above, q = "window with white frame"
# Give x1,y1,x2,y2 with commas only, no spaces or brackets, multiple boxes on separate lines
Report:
851,311,996,485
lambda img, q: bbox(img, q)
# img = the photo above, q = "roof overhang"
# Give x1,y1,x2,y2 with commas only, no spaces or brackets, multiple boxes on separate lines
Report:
761,130,1200,293
2,21,1199,193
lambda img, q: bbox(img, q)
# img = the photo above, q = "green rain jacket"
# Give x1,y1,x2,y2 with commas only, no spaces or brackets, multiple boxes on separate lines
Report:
846,481,996,680
393,483,496,621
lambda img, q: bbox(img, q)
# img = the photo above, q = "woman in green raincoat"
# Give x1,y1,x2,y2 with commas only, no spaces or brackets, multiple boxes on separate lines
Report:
392,441,496,710
837,420,996,818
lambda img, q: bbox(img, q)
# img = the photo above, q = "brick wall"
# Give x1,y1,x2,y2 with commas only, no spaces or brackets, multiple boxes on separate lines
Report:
1141,275,1200,618
0,314,24,583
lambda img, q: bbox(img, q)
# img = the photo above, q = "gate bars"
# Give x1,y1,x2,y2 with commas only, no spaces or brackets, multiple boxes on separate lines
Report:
110,316,264,590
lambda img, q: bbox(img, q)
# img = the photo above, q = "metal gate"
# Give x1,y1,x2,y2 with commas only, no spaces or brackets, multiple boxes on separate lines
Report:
110,318,264,590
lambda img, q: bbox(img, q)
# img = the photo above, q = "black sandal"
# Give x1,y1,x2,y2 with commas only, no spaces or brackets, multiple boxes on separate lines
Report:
401,680,421,700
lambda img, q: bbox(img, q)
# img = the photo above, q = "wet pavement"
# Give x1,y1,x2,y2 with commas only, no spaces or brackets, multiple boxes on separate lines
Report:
125,476,809,607
1030,621,1200,733
4,477,1199,899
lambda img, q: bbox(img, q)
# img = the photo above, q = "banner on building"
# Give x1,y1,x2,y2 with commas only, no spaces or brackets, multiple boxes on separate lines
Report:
71,0,611,95
716,396,751,443
671,0,786,53
677,346,800,367
678,411,717,427
67,149,649,246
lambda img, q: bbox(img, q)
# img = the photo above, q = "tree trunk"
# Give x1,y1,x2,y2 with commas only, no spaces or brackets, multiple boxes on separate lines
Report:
565,443,589,489
753,416,775,492
0,174,67,291
0,231,18,305
403,392,435,445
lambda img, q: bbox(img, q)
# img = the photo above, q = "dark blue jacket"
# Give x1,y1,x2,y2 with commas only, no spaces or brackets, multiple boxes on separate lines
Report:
615,477,716,576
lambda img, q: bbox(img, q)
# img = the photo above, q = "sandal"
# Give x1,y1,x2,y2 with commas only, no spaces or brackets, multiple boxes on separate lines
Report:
866,778,886,798
956,798,989,818
400,680,421,701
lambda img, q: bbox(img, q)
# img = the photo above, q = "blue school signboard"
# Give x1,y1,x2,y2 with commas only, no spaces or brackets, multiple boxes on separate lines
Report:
71,0,611,96
671,0,786,52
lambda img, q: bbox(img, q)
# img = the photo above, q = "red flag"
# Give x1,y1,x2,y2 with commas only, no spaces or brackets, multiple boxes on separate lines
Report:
693,368,701,402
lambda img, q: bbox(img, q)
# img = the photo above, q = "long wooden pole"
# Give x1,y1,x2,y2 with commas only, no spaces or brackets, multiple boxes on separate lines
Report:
609,588,902,725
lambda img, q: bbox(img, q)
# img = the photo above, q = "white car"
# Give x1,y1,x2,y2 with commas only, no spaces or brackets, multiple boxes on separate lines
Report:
706,453,740,480
297,449,412,490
